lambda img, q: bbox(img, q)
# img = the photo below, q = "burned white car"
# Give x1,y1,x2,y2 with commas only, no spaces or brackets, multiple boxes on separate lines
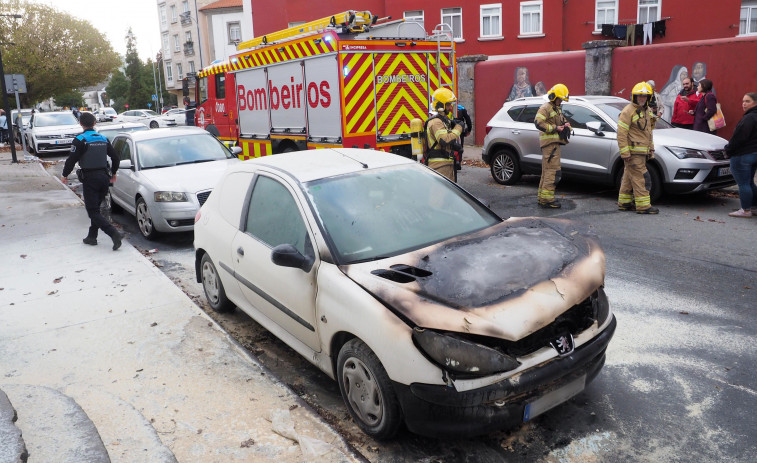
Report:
193,149,616,438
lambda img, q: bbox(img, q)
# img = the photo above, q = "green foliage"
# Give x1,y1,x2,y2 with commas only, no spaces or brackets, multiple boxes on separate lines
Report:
53,90,84,109
105,70,129,112
0,0,121,106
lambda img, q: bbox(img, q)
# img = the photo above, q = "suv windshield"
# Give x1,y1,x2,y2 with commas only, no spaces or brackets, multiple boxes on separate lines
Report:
34,113,79,127
596,102,672,129
305,165,501,264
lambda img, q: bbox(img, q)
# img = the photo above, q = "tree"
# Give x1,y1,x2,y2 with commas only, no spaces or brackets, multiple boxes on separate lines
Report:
52,90,84,109
0,0,121,105
106,70,129,112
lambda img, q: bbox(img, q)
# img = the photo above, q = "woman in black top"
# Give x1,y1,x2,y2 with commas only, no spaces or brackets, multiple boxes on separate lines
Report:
724,92,757,217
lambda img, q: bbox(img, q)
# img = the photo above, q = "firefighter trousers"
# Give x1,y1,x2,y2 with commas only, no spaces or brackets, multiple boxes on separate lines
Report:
537,144,562,204
618,154,652,210
428,159,456,182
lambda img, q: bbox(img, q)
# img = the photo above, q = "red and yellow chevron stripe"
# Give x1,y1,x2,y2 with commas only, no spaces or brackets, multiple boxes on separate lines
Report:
238,139,272,160
342,53,376,136
374,53,429,136
197,32,338,78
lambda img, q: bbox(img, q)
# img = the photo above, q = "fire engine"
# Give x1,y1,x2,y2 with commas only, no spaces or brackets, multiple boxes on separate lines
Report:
193,11,455,160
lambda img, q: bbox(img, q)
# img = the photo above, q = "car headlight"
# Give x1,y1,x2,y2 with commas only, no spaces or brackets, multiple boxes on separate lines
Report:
667,146,707,159
412,328,520,376
154,191,188,202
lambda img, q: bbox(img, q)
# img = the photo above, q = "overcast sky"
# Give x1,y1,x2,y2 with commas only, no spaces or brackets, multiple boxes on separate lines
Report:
36,0,162,62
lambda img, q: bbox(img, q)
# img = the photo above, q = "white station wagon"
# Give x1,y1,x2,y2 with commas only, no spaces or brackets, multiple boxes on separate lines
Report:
193,149,616,439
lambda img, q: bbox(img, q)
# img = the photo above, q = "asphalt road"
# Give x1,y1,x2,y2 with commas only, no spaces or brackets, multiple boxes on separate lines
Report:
44,152,757,462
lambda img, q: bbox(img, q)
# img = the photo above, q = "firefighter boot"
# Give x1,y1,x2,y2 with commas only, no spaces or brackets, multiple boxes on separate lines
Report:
636,206,660,214
618,202,636,211
538,200,562,209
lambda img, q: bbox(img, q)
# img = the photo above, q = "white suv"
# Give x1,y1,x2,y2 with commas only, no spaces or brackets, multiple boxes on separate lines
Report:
26,111,82,155
119,109,177,128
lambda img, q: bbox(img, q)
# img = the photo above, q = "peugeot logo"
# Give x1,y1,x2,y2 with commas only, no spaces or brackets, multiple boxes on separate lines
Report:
549,333,575,357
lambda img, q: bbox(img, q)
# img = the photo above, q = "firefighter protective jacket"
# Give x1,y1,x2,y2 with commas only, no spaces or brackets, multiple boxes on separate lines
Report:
426,114,462,159
535,102,568,147
617,103,655,159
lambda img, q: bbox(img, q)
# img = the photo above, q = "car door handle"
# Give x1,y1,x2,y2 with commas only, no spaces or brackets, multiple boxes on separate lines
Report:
512,130,520,135
237,247,244,256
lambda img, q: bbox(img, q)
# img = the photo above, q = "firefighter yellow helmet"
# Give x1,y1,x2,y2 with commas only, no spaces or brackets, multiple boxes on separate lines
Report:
432,88,457,111
548,83,569,102
632,81,653,105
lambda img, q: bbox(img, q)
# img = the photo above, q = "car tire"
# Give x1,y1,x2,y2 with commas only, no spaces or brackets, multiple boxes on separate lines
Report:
614,163,663,202
135,197,159,240
200,253,234,313
490,149,522,185
337,338,402,440
149,121,159,129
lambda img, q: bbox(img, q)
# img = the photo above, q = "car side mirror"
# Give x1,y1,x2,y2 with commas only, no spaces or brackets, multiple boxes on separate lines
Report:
271,244,313,272
119,160,133,170
586,121,604,136
231,146,242,157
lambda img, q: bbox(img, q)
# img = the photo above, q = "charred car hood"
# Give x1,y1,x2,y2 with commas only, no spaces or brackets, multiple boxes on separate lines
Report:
341,217,605,341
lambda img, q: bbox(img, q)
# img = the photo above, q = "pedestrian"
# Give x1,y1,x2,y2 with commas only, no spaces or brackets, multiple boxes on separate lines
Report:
693,79,718,134
647,80,663,119
617,82,659,214
61,112,122,250
72,107,81,120
534,83,571,208
0,110,7,144
671,77,699,129
723,92,757,218
424,88,463,182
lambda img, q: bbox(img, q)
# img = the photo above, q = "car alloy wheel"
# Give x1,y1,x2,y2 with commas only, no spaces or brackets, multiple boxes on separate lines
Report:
136,197,158,240
200,254,234,312
150,121,159,129
337,339,401,439
491,149,522,185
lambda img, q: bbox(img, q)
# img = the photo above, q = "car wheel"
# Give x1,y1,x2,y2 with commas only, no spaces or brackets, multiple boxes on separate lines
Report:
149,121,159,129
614,163,663,202
337,338,402,440
490,149,521,185
135,197,158,240
200,253,234,313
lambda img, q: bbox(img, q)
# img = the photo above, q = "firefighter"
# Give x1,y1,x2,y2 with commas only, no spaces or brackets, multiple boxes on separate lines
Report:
534,83,571,208
617,82,659,214
425,88,463,182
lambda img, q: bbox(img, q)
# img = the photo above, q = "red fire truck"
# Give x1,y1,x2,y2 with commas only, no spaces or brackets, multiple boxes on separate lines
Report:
193,11,455,160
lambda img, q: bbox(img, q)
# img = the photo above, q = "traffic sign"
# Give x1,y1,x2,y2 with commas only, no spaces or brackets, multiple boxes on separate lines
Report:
152,94,158,101
147,103,152,108
4,74,27,94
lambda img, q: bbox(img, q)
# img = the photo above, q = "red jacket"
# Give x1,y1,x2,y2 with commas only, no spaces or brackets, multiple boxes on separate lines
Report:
672,91,700,125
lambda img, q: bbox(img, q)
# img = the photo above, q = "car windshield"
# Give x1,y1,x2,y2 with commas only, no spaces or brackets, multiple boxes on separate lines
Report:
34,113,78,127
137,133,233,169
142,110,159,117
104,108,117,115
305,165,501,263
596,102,672,129
99,125,149,142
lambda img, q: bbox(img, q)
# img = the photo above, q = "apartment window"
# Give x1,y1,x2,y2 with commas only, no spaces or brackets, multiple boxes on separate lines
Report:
595,0,618,31
404,10,425,29
162,32,169,53
177,63,183,80
228,22,242,44
182,0,189,13
185,31,192,43
188,61,195,73
741,1,757,35
170,5,177,23
173,34,180,52
165,61,173,83
520,1,543,35
480,4,502,38
638,0,661,23
159,5,167,28
441,7,463,40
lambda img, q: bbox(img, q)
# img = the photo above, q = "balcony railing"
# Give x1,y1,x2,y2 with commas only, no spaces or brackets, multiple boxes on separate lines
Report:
183,42,194,56
180,12,192,26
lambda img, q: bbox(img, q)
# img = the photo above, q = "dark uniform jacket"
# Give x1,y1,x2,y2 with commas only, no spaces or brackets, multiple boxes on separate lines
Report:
62,129,119,178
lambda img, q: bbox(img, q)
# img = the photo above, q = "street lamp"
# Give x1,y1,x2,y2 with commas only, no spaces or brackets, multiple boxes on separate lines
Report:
0,13,22,163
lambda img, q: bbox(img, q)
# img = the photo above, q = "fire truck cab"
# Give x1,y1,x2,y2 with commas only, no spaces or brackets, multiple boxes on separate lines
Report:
194,11,456,160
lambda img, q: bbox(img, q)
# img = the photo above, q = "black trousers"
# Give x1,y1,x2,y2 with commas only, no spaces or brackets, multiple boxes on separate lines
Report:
82,171,117,239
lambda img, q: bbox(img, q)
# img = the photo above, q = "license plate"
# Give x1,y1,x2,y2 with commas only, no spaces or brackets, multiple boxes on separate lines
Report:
718,167,731,176
54,138,73,145
523,375,586,422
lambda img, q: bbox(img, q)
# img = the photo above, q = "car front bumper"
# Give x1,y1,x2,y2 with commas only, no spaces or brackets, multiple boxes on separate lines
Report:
35,141,73,153
393,315,617,438
151,202,200,233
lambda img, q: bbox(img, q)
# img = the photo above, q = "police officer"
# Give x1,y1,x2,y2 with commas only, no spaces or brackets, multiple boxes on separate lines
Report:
617,82,659,214
426,88,463,182
61,112,123,249
534,83,570,208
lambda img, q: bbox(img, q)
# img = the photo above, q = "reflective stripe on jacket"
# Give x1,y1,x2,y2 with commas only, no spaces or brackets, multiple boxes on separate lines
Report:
617,103,655,158
535,102,567,147
426,115,462,159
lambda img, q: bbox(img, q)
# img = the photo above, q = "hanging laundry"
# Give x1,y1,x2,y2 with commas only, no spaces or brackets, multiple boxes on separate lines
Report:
613,24,627,40
635,24,644,42
653,19,667,38
626,24,636,46
601,24,614,37
643,22,653,45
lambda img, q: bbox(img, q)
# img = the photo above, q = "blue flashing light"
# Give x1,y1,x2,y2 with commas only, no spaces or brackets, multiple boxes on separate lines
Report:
324,35,332,42
343,66,350,77
231,57,238,63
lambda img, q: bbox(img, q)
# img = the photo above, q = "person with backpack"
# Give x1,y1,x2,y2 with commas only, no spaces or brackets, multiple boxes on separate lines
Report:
534,84,571,208
424,88,463,182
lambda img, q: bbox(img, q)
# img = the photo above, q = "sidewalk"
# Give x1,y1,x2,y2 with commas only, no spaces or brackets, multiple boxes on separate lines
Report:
0,150,359,462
